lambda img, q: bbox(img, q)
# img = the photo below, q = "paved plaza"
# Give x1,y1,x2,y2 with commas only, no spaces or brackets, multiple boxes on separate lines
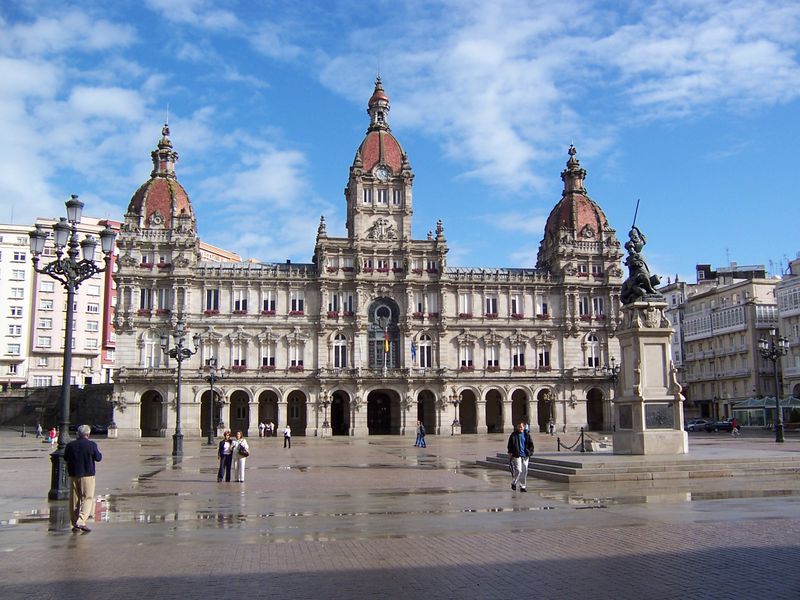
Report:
1,429,799,599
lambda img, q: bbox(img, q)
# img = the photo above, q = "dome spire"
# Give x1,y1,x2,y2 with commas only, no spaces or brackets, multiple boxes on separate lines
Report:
367,75,390,132
151,123,179,179
561,144,586,194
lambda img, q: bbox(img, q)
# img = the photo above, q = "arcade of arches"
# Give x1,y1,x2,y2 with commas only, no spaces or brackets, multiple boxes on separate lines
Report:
135,385,614,437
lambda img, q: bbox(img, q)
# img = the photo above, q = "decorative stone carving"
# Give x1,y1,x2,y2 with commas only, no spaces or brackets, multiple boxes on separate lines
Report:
366,218,398,240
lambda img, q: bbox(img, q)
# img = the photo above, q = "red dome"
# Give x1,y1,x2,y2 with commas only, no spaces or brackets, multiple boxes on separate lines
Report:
358,130,404,173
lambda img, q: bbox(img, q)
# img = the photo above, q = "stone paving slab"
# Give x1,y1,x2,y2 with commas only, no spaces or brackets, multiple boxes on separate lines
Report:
0,430,799,599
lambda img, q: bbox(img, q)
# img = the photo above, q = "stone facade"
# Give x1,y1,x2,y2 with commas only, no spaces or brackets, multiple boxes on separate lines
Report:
111,79,624,439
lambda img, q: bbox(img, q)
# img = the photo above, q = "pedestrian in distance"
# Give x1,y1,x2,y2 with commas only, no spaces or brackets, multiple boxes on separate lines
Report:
267,421,274,437
731,417,741,437
217,430,234,482
63,424,102,533
231,431,250,482
258,421,265,438
35,423,43,438
283,424,292,448
48,426,57,445
548,421,555,436
507,420,534,492
415,420,427,447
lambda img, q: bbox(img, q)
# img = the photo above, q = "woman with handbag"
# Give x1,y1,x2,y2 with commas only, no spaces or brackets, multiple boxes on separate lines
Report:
217,430,234,482
231,430,250,483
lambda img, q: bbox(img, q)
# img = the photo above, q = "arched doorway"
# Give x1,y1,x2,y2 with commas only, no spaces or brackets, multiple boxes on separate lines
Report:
229,390,250,436
200,389,224,438
537,389,554,432
140,390,163,437
416,389,436,434
367,390,398,434
485,389,503,433
287,391,307,436
258,390,279,434
331,390,350,436
459,389,478,434
511,389,529,430
586,388,605,431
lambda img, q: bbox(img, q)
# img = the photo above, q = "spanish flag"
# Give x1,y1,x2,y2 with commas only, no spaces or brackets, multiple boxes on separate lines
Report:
384,329,390,353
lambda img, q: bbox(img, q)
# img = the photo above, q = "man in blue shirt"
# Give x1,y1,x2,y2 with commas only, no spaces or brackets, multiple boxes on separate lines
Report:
507,420,534,492
64,424,102,532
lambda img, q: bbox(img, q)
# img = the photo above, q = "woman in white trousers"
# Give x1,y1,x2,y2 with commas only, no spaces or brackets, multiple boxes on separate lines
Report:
231,431,250,483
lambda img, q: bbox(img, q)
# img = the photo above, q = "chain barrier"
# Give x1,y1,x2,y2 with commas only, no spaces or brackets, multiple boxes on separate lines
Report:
556,427,585,453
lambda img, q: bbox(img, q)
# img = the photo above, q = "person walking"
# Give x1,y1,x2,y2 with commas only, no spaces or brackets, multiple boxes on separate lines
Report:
414,420,427,447
548,421,555,436
507,420,534,492
283,424,291,448
258,421,265,438
231,431,250,482
35,423,43,438
731,417,741,437
217,430,234,482
63,424,102,533
48,427,57,445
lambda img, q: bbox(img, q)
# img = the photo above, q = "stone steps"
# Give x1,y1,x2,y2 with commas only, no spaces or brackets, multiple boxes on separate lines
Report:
477,452,800,483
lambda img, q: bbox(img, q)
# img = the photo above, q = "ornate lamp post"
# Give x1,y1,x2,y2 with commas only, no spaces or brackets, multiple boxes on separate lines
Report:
320,391,331,429
203,358,226,446
449,387,462,431
758,328,789,443
160,321,199,457
603,357,621,389
29,195,116,501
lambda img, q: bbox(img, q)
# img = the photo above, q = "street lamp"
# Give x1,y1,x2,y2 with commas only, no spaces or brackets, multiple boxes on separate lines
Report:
160,321,200,457
203,358,226,446
449,387,462,426
320,391,331,429
758,328,789,443
602,357,620,388
29,195,116,501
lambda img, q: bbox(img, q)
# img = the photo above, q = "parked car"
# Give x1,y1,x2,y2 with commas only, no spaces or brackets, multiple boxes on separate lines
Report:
705,418,734,432
685,419,712,431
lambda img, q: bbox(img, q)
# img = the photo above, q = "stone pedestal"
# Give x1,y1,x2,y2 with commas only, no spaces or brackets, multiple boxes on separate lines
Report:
319,425,331,438
451,423,462,436
613,301,688,455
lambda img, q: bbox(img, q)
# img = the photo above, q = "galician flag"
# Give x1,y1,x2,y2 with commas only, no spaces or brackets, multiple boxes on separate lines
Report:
384,329,389,353
411,341,417,362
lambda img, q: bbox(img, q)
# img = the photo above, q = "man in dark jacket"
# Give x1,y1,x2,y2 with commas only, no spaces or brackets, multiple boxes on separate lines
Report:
507,420,534,492
63,424,102,532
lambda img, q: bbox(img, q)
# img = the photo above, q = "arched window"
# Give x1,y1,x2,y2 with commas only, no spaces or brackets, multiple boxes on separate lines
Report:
334,333,347,368
418,334,433,368
587,333,600,368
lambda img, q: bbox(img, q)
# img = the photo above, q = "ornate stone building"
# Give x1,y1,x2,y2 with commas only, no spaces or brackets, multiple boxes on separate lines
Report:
111,78,624,439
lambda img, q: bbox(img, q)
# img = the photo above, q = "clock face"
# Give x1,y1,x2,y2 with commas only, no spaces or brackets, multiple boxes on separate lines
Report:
375,166,390,181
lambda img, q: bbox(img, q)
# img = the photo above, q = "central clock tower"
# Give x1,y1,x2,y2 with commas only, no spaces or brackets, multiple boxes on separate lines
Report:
345,76,414,242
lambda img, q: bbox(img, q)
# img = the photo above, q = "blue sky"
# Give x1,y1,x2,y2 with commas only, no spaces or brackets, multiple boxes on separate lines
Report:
1,0,799,281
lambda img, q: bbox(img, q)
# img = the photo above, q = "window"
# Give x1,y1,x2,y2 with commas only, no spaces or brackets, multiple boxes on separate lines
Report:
363,188,372,204
414,292,424,314
427,292,439,315
512,344,525,367
85,338,98,350
87,284,101,296
538,348,551,368
343,293,354,314
460,345,474,369
7,344,20,355
262,290,276,313
11,269,25,280
377,188,388,204
8,325,22,336
37,357,49,367
586,334,600,367
591,264,603,276
39,317,53,329
328,293,340,313
418,334,433,368
290,290,305,313
7,364,17,374
510,294,522,316
233,290,247,312
392,189,402,205
140,287,153,310
334,334,348,368
459,293,472,316
426,260,438,273
157,288,172,311
10,287,24,299
40,298,53,311
485,296,498,315
578,263,588,276
536,295,549,316
40,280,55,293
232,341,246,367
33,376,53,387
592,297,605,317
289,344,304,367
205,289,220,311
10,306,23,317
486,345,499,368
261,343,276,368
12,251,26,262
578,296,590,317
36,335,52,348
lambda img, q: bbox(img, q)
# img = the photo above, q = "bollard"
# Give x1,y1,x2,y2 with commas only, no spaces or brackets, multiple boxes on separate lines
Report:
557,437,561,452
21,424,26,438
579,427,585,453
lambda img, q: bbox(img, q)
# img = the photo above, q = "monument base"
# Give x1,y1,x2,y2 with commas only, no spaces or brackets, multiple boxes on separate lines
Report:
613,429,688,455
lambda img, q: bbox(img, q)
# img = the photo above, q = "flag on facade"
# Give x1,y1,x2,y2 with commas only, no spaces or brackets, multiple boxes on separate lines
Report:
411,341,417,363
384,329,389,353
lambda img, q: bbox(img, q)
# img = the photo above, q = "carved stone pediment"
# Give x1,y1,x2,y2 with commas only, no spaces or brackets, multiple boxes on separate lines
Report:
366,218,398,241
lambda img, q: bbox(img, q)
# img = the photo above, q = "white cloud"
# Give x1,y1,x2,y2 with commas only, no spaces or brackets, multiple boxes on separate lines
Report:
68,87,145,120
144,0,241,31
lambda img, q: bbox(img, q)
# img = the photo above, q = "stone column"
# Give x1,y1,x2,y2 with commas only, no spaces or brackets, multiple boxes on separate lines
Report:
612,301,688,455
476,400,488,434
351,395,369,437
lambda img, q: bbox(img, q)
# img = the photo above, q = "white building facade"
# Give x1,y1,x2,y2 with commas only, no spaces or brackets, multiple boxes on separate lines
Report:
111,79,624,439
